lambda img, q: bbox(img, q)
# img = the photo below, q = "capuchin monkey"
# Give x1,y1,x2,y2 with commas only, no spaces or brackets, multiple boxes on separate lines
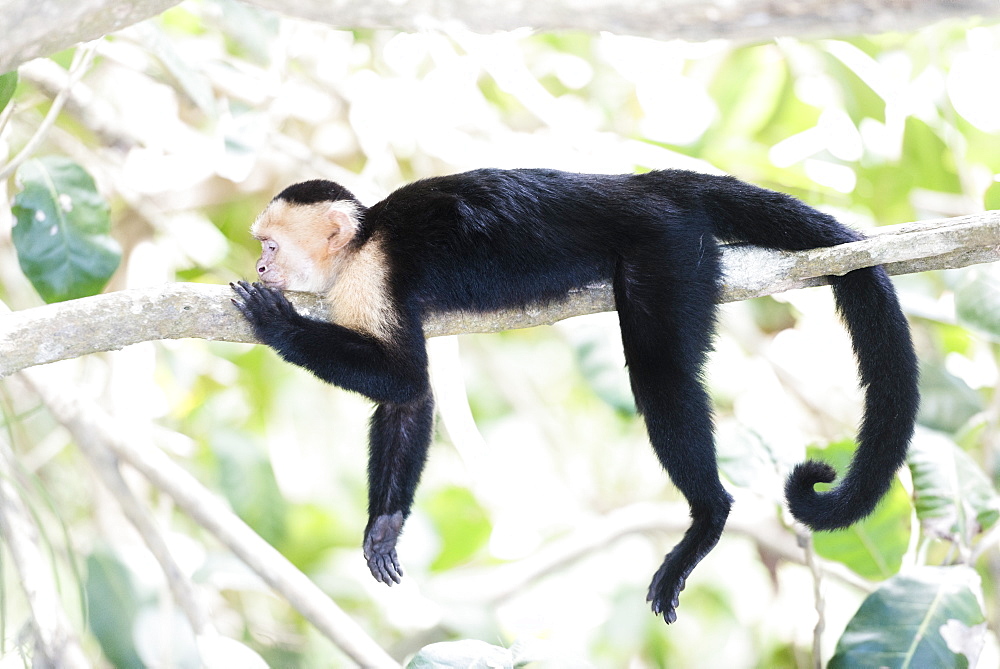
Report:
230,168,919,624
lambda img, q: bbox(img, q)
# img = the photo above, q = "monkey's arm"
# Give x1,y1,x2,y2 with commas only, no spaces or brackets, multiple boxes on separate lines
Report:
231,281,433,585
230,281,428,405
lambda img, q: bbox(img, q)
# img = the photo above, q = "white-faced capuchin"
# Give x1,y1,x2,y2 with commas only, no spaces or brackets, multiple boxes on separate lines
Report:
230,168,919,624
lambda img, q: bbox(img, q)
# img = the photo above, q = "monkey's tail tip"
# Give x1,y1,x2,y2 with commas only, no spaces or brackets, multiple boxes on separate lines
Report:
784,460,853,532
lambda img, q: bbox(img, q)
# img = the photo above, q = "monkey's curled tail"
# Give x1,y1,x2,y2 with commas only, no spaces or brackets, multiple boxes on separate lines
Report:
784,269,919,529
699,173,920,531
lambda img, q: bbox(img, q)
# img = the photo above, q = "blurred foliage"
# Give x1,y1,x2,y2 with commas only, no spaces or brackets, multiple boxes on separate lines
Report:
1,1,1000,667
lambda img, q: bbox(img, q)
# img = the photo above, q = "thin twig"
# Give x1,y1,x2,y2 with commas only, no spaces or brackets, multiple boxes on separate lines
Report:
0,438,89,668
428,501,872,605
0,41,99,182
797,529,825,669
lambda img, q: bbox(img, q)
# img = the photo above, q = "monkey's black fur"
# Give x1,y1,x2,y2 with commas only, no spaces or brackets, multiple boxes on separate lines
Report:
231,168,919,623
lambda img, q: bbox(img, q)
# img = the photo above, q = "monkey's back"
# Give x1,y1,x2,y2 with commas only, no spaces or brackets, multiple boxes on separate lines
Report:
365,168,706,315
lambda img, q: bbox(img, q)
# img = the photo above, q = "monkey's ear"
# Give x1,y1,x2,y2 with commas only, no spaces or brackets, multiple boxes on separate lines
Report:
326,206,359,252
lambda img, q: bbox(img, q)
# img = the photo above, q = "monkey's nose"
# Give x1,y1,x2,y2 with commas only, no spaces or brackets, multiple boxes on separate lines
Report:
257,264,266,275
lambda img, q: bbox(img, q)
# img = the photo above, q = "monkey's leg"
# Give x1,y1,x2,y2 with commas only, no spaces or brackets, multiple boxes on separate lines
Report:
614,253,731,624
363,394,435,585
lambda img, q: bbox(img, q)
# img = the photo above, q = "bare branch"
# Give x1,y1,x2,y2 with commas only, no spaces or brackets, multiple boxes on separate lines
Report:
3,0,998,74
428,501,873,606
1,211,998,378
246,0,1000,44
0,0,179,74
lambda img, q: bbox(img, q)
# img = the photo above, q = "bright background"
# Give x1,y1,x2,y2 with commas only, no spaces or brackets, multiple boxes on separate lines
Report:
2,2,1000,666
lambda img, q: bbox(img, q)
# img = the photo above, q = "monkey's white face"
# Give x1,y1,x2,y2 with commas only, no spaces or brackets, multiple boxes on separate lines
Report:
255,237,285,288
254,236,334,293
250,198,360,294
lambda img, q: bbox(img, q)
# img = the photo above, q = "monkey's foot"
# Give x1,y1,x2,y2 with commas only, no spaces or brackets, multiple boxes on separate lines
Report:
646,560,693,624
363,511,405,585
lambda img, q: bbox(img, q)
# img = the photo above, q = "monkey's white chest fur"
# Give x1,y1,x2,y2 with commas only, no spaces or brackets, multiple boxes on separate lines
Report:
326,236,398,341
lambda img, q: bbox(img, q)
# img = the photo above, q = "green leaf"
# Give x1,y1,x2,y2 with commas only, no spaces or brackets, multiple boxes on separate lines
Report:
986,181,1000,211
902,117,962,194
11,156,120,303
955,264,1000,341
566,317,635,414
134,23,216,115
809,440,911,580
85,551,144,669
820,44,886,124
716,422,783,501
707,47,787,141
406,640,520,669
213,0,279,64
908,429,1000,543
829,566,987,669
211,431,288,546
0,71,17,113
425,486,492,571
916,362,983,433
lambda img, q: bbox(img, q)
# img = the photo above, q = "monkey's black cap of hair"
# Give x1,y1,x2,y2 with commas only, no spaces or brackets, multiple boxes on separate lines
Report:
276,180,360,206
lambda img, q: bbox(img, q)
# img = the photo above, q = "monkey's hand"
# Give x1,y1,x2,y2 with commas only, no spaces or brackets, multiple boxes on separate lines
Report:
230,280,302,344
363,511,404,586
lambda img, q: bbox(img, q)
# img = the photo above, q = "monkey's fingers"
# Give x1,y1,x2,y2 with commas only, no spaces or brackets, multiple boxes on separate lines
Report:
230,280,249,299
230,281,288,320
363,512,405,585
366,551,403,585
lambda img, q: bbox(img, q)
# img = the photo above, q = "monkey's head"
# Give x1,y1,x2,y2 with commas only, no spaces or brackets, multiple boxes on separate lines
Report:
250,181,363,293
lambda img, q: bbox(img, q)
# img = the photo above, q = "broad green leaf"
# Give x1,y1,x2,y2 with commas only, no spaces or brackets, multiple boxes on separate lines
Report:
214,0,279,64
425,486,492,571
916,363,983,433
85,552,144,669
707,47,786,141
955,265,1000,341
280,503,353,572
820,43,886,124
985,181,1000,211
11,156,120,303
908,429,1000,542
808,440,910,580
211,431,288,546
0,71,17,113
716,421,783,501
198,635,268,669
902,117,962,194
562,314,634,414
133,23,215,115
829,566,986,669
407,640,524,669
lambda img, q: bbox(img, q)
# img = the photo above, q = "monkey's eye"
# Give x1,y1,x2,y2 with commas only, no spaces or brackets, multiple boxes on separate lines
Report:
263,240,278,253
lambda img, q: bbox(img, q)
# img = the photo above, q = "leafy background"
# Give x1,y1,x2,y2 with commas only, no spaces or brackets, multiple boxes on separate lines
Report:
1,2,1000,667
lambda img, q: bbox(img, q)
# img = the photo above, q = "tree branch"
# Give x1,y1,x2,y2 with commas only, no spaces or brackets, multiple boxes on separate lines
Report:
428,501,873,606
1,211,997,378
3,0,998,75
245,0,1000,44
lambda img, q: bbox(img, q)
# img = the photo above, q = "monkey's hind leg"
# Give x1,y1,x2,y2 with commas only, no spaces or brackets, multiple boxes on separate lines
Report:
363,394,435,585
615,253,731,624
